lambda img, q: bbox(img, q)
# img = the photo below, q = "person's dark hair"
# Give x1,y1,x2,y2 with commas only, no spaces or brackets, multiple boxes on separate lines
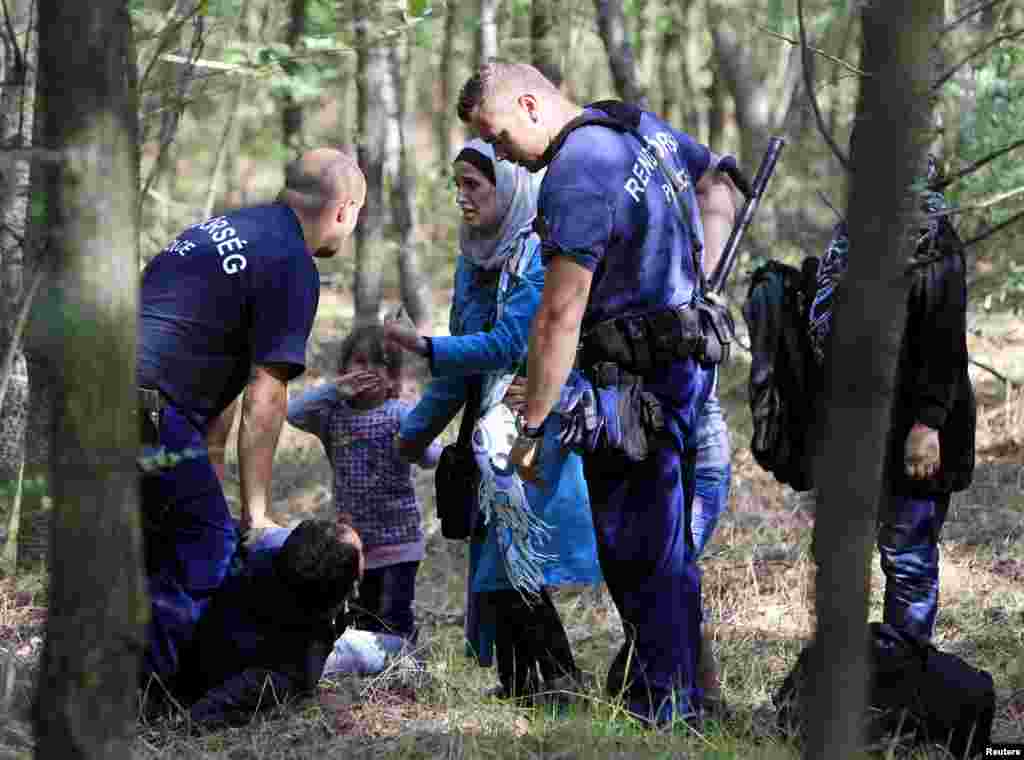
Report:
273,520,361,612
457,66,491,124
453,146,496,186
338,323,403,384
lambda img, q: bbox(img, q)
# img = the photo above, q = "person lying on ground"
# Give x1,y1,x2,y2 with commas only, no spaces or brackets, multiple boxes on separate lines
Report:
142,519,363,729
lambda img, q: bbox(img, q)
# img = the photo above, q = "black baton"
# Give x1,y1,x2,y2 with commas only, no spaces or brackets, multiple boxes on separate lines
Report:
708,137,786,294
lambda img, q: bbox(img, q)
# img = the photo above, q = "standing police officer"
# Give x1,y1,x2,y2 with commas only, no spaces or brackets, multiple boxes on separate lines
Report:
456,62,736,724
137,148,366,683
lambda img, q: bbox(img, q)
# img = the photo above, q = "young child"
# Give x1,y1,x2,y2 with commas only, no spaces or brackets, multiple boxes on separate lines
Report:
287,323,440,642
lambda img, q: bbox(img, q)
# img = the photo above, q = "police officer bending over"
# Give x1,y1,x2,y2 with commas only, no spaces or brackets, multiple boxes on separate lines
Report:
136,148,366,687
457,61,737,725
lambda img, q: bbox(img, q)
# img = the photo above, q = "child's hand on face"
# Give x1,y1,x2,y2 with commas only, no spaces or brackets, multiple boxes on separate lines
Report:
336,370,382,399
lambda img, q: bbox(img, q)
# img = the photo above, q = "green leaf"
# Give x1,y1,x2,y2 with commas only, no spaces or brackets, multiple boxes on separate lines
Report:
409,0,430,17
767,0,785,32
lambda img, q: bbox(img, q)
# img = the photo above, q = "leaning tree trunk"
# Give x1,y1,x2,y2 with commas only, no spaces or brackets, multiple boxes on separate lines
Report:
657,2,681,125
138,0,205,227
434,0,458,170
353,0,388,324
805,2,942,758
282,0,306,150
32,1,146,757
593,0,647,108
632,0,647,75
388,26,431,332
530,0,562,86
706,3,776,168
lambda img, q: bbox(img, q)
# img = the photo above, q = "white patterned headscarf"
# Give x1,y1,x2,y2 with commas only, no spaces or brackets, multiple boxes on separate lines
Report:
456,139,543,271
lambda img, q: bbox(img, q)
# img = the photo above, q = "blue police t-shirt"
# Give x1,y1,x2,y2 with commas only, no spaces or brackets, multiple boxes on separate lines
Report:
537,109,711,330
138,203,319,422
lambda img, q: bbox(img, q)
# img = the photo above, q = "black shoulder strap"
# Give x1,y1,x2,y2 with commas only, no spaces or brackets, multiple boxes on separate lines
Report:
538,100,708,296
455,378,481,451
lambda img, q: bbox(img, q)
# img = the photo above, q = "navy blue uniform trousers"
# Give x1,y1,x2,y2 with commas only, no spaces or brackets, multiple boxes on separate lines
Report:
586,443,702,723
582,357,712,724
140,405,239,684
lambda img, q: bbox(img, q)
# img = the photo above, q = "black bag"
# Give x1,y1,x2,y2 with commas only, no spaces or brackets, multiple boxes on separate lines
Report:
434,380,481,540
741,257,820,491
774,622,995,758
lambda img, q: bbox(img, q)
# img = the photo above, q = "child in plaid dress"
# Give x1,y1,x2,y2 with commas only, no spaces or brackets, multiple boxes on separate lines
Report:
287,324,441,641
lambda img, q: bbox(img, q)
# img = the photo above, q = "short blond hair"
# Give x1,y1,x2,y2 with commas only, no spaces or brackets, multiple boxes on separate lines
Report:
457,61,561,123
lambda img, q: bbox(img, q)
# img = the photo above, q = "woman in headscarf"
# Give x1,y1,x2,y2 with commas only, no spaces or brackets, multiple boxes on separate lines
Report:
388,139,602,703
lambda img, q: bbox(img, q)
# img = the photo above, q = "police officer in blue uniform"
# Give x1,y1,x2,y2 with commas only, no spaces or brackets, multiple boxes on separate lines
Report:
137,148,366,684
456,62,737,724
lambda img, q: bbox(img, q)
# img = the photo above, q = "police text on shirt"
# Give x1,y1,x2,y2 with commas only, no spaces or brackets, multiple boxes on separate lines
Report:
622,131,691,206
164,216,249,275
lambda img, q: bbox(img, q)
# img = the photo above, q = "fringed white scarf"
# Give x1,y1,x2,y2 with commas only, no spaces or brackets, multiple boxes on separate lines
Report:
470,243,554,602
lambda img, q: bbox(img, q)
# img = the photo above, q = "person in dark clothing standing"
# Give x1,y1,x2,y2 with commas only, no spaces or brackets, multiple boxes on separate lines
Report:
807,151,976,640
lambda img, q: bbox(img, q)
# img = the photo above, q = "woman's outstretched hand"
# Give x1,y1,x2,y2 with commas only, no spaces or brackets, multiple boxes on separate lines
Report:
383,322,429,357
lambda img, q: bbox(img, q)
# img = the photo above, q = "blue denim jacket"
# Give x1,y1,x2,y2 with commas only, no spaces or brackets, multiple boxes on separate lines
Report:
400,234,602,593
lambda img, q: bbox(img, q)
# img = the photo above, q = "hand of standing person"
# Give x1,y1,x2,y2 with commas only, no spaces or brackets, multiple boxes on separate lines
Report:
383,322,429,358
905,422,941,479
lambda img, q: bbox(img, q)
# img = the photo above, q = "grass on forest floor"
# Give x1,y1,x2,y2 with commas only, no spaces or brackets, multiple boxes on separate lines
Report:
0,292,1022,758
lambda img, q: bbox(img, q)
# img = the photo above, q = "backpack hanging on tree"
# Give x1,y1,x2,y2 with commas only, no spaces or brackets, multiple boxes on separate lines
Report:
741,257,820,491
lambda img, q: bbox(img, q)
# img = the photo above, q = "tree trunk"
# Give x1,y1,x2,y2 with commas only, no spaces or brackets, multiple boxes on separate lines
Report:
353,0,388,324
805,2,942,758
530,0,562,86
633,0,647,74
282,0,306,150
32,1,145,757
2,451,24,572
476,0,499,66
657,4,681,125
593,0,647,108
0,0,34,310
0,0,37,571
138,0,205,226
706,61,726,158
388,29,431,332
706,5,774,166
434,0,458,170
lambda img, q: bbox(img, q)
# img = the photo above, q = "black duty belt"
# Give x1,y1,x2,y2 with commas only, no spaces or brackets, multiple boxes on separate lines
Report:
580,298,734,377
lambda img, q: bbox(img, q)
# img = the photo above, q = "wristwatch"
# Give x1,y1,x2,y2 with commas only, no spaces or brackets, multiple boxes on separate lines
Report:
514,410,544,440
